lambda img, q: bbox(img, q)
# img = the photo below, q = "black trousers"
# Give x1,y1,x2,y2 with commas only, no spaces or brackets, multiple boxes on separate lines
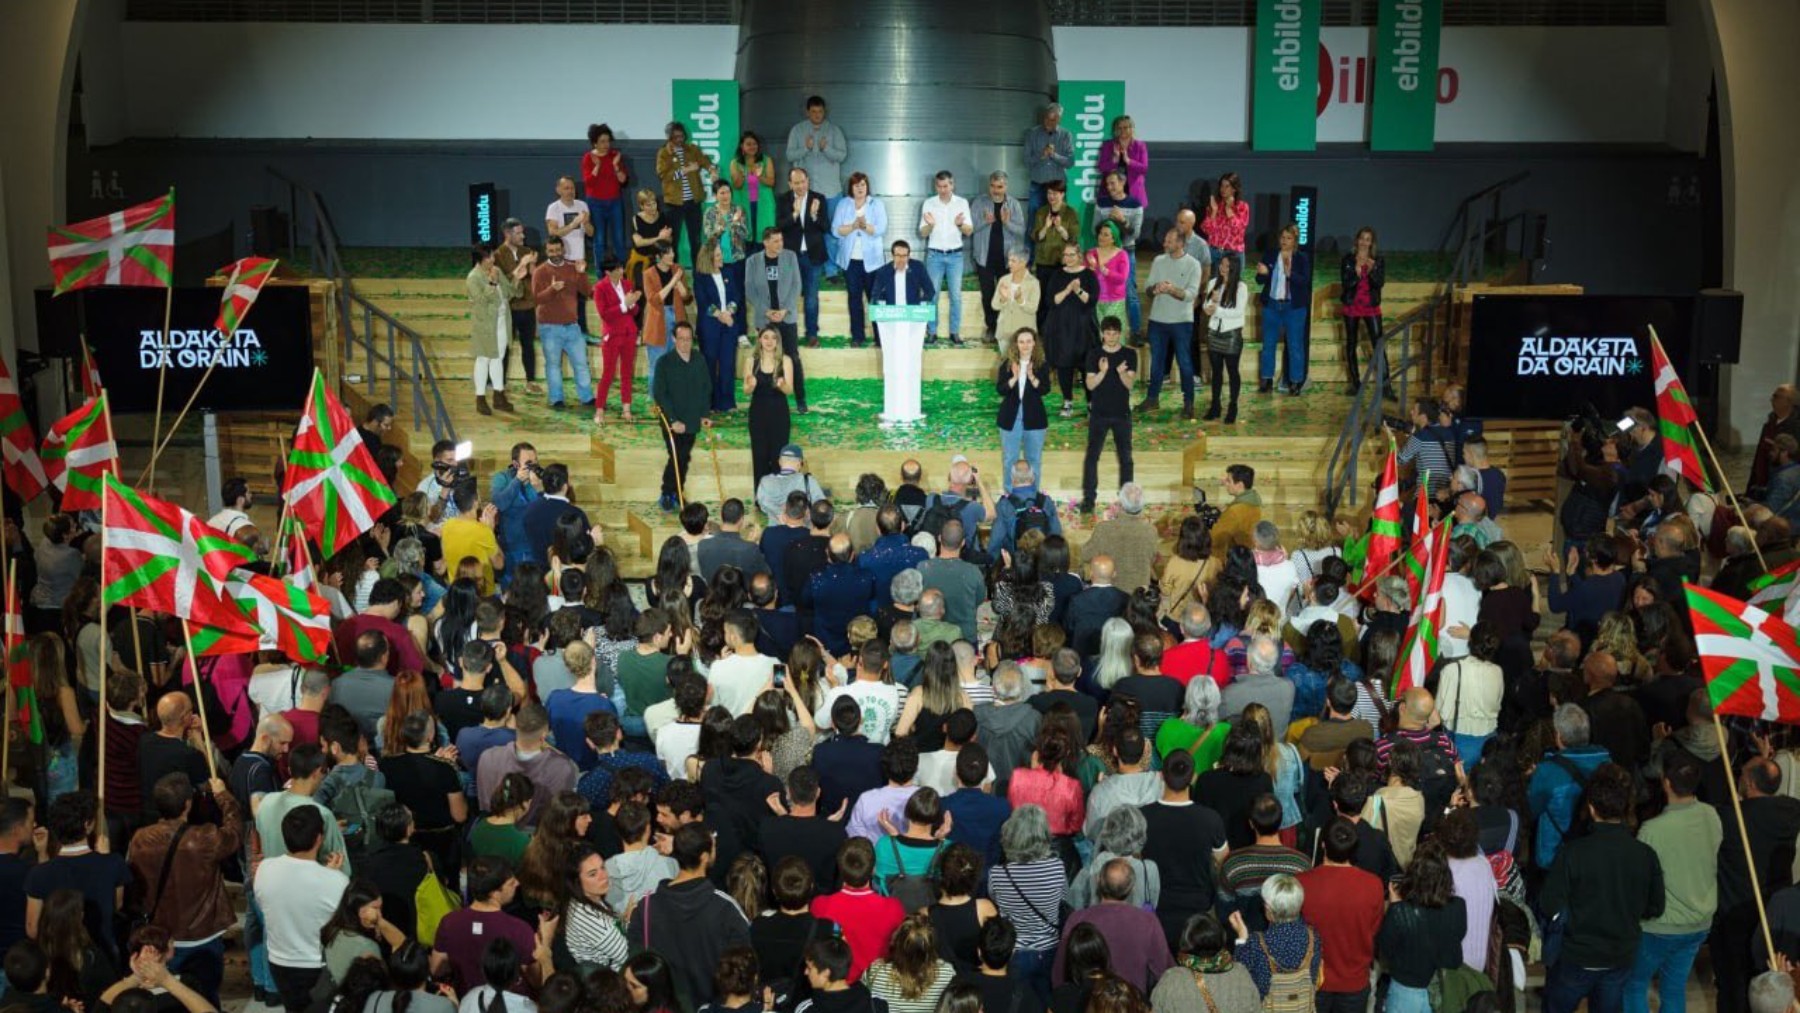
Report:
974,259,1004,336
1034,265,1061,327
775,322,807,408
270,963,321,1013
664,201,704,266
1209,349,1242,406
661,430,698,500
1055,366,1078,402
1345,313,1385,389
1317,989,1370,1013
1083,414,1134,506
1711,904,1757,1013
510,308,538,380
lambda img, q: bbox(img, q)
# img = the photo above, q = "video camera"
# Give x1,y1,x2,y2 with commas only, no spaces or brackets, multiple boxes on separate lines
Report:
1570,402,1634,463
433,439,476,486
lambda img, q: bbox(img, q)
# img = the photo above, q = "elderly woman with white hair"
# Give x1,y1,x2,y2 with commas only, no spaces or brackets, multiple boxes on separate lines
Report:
1067,806,1160,911
1227,874,1323,1001
1155,674,1230,771
1091,617,1137,692
987,804,1067,1000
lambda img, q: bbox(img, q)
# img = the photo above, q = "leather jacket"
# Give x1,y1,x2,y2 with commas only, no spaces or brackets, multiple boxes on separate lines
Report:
127,788,243,943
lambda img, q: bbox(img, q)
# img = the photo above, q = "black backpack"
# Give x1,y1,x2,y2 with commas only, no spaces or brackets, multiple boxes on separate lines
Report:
1009,492,1053,539
912,494,961,540
1414,733,1461,833
883,838,946,913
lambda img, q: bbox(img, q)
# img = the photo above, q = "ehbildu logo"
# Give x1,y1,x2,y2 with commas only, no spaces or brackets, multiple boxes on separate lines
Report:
1384,1,1428,92
1516,336,1644,377
686,92,724,167
1070,92,1108,207
140,329,269,369
1269,1,1307,91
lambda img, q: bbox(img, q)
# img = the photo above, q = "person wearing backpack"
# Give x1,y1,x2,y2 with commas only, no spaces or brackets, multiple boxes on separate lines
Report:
1374,688,1465,837
1525,704,1611,872
1225,874,1322,1008
871,788,951,908
314,709,395,861
987,461,1062,561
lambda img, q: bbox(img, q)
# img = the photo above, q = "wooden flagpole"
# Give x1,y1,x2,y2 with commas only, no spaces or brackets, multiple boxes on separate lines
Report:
177,618,218,781
2,561,14,796
141,360,220,487
97,393,145,676
1714,713,1776,957
146,285,175,493
1648,324,1768,573
98,475,110,809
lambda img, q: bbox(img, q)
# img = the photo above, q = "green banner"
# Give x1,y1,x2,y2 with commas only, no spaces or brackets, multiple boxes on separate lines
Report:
1057,80,1126,237
1251,0,1321,151
670,79,739,268
869,305,936,324
1370,0,1443,151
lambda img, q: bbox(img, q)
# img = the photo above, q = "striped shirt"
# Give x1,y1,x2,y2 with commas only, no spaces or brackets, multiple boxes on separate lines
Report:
988,858,1068,953
1220,844,1312,895
1398,427,1458,496
565,900,629,969
864,958,955,1013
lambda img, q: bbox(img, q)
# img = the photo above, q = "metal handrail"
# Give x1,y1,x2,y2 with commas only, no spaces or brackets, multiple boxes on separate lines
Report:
1321,174,1536,516
266,167,458,443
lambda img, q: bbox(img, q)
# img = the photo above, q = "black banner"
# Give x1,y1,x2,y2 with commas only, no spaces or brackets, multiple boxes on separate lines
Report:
39,286,315,414
470,182,498,246
1288,185,1318,257
1465,294,1692,421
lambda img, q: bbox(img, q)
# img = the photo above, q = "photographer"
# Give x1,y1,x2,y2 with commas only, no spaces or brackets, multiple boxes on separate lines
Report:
523,462,592,568
413,440,465,523
756,444,827,522
1560,417,1626,544
1392,398,1458,499
489,442,542,585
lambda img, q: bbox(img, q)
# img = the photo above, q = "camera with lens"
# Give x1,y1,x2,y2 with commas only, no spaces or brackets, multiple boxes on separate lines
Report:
1569,402,1615,463
1381,414,1413,434
512,460,544,478
1189,486,1223,533
432,459,473,485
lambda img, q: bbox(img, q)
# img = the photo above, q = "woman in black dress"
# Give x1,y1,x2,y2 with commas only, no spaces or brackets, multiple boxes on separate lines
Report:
626,187,673,282
1040,243,1098,416
743,324,794,491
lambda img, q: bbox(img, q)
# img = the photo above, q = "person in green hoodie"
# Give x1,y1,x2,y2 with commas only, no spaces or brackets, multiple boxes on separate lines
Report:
652,322,714,512
1627,750,1721,1013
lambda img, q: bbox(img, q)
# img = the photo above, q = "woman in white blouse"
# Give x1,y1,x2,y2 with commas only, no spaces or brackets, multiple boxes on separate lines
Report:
1201,255,1249,425
1435,622,1505,766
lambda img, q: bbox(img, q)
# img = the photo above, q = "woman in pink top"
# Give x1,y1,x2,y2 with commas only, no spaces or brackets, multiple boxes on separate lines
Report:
1086,220,1132,326
1201,172,1250,266
1006,725,1086,878
1097,115,1149,207
1338,225,1387,395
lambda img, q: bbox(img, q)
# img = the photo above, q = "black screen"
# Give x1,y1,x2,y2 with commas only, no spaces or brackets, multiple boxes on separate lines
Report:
1464,294,1693,421
66,286,314,414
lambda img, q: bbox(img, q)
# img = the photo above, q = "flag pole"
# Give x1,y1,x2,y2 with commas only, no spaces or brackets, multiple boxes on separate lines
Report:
272,435,295,577
1647,325,1768,573
177,618,218,781
293,534,343,668
2,561,15,797
140,362,219,487
146,285,175,493
98,476,110,810
97,392,146,676
1714,712,1776,957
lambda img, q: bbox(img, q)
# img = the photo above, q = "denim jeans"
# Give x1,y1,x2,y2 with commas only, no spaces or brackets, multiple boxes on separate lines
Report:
646,341,669,390
1452,732,1492,768
823,195,845,275
169,938,226,1008
1385,983,1430,1013
1544,962,1630,1013
1260,302,1310,385
797,256,823,338
1000,415,1046,488
926,249,965,337
539,322,594,406
1626,928,1708,1013
1011,947,1055,1005
1146,320,1196,404
1125,255,1143,334
593,197,626,264
1318,989,1371,1013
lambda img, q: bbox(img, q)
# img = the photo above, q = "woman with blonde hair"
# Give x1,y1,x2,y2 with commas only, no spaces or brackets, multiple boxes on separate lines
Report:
744,324,795,491
864,913,956,1013
1593,611,1652,683
1288,510,1343,585
893,642,972,751
997,328,1051,488
627,187,672,281
1239,703,1304,846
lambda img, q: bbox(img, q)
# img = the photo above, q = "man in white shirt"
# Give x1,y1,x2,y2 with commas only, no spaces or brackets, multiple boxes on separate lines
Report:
544,175,593,332
255,805,348,1012
917,171,974,347
706,612,776,715
654,674,710,779
207,477,254,537
916,709,994,796
814,640,904,744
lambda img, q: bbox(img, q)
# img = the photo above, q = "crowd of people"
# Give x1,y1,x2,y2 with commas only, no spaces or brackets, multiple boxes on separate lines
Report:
467,96,1404,512
2,371,1800,1013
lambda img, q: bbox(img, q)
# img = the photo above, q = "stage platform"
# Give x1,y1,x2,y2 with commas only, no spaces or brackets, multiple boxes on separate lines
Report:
346,273,1550,574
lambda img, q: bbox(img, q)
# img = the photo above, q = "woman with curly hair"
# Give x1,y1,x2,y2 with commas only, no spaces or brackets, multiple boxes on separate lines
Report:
519,792,593,909
1375,845,1466,1013
1282,619,1359,725
1007,727,1085,877
864,913,956,1013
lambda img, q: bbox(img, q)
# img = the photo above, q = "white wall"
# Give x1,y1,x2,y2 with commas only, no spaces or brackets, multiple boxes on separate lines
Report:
117,23,738,140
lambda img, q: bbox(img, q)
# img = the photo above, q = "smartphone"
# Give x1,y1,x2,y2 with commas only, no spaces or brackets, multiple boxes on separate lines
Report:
772,662,786,687
454,440,474,462
1615,417,1636,433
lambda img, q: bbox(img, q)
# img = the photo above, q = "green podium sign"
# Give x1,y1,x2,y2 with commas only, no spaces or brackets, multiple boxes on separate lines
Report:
869,305,936,324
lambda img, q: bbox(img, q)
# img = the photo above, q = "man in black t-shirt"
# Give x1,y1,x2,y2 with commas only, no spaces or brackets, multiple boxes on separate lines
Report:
1138,750,1227,950
1081,316,1138,514
759,766,848,891
0,800,44,957
137,695,212,824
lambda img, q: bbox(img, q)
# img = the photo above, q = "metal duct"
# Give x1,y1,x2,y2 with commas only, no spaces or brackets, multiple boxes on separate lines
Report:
737,0,1057,232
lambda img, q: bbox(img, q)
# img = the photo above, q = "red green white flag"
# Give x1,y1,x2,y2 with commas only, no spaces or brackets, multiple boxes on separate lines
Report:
100,474,257,624
214,257,279,334
1393,519,1450,696
0,356,47,503
1650,333,1710,491
1749,560,1800,610
1686,582,1800,724
40,394,118,512
1356,448,1402,597
46,190,176,295
78,337,103,402
282,370,397,556
4,572,37,746
1402,477,1436,606
223,568,332,664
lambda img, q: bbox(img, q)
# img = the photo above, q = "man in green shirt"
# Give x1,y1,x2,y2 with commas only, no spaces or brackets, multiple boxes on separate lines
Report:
652,322,713,512
1628,749,1721,1013
617,608,677,741
253,742,350,875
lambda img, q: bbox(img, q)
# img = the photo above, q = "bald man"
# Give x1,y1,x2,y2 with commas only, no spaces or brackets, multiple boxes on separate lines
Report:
1750,383,1800,494
912,589,962,651
138,692,212,821
1580,650,1649,772
1451,493,1501,548
803,532,876,654
1375,687,1465,827
1066,555,1129,656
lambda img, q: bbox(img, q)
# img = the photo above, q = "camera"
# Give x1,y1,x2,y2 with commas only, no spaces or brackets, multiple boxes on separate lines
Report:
512,460,544,477
1189,486,1223,533
1569,402,1625,463
433,460,473,485
1381,414,1413,434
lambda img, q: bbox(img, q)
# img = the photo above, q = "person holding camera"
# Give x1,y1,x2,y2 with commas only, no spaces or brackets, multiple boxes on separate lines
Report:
414,440,464,523
126,772,242,1008
488,442,542,585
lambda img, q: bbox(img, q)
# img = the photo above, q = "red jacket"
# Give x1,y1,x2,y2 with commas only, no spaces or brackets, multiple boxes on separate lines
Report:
595,276,640,344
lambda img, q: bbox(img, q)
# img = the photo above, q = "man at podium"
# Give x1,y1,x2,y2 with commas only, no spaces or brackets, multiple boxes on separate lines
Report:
869,240,936,427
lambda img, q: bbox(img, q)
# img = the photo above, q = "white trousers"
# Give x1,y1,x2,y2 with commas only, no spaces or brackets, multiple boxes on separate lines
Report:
880,322,926,422
474,333,508,395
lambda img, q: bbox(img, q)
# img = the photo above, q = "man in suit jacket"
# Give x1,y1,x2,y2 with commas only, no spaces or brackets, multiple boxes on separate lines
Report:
1065,555,1130,656
775,168,830,344
869,240,937,425
802,534,875,655
744,228,808,413
521,463,590,568
1256,223,1313,395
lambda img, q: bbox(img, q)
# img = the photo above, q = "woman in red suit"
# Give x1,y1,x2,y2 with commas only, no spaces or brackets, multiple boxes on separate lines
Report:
593,256,641,424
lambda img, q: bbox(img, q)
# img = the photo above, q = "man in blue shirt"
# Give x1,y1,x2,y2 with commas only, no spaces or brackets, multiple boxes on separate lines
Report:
942,744,1011,866
987,460,1062,560
521,463,591,569
803,534,875,655
858,504,926,610
488,442,542,581
1527,703,1613,870
759,491,813,594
